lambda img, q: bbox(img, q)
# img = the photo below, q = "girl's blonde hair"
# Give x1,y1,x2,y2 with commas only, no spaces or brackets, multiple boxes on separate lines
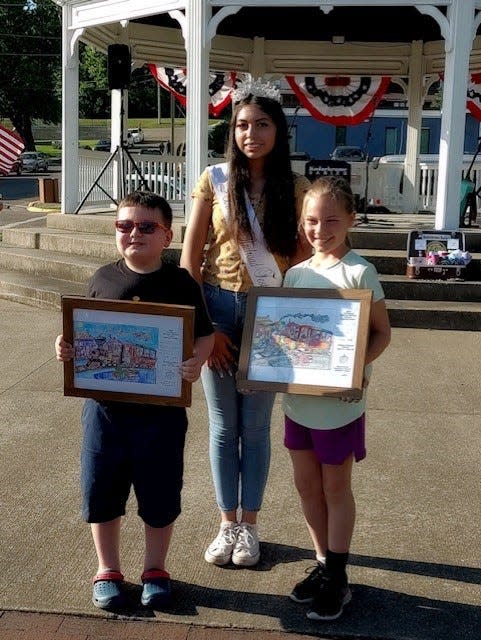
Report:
301,176,355,220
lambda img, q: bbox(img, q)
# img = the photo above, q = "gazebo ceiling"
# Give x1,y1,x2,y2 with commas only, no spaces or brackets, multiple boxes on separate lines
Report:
134,6,446,43
79,4,481,76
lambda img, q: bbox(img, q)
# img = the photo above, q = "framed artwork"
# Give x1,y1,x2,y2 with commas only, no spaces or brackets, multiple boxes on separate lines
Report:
237,287,372,399
62,296,194,406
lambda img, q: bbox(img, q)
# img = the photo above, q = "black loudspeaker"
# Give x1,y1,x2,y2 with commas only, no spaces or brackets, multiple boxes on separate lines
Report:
107,44,131,90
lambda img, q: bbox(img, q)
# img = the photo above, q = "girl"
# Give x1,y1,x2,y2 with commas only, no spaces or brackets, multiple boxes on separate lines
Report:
180,79,310,567
283,177,391,620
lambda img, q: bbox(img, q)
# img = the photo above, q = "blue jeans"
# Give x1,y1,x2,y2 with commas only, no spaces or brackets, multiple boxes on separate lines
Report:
201,283,275,513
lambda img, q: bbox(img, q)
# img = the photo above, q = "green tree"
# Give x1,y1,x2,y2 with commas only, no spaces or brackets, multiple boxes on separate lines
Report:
79,46,168,119
0,0,61,150
79,44,111,118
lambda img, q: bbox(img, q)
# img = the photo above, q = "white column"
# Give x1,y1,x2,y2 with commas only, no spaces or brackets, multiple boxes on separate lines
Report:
184,0,211,220
403,40,424,214
435,0,475,229
61,6,80,214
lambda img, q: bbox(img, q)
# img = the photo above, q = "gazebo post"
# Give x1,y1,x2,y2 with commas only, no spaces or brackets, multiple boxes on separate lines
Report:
403,40,424,214
184,0,211,221
435,0,476,230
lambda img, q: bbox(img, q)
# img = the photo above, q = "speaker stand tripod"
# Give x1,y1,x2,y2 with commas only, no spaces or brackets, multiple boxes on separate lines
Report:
74,87,149,214
73,144,150,214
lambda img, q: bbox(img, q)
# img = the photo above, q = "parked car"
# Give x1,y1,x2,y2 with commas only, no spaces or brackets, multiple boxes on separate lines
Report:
330,145,366,162
128,127,144,144
93,140,111,152
20,151,49,172
9,158,22,175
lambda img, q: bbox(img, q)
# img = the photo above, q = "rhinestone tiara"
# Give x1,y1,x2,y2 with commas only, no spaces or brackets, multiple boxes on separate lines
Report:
231,75,281,104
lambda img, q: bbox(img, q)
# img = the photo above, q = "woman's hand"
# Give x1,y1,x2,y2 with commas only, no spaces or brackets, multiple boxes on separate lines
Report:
207,330,237,377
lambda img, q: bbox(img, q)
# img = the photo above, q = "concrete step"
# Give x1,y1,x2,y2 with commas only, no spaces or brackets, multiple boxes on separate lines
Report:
46,213,186,243
0,268,85,310
386,298,481,331
380,273,481,302
0,239,182,276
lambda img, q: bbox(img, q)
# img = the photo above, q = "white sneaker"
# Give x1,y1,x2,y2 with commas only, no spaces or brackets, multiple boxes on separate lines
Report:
204,522,238,565
232,522,260,566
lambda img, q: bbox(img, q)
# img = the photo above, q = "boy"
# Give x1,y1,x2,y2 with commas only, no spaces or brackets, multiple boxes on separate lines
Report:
55,191,214,610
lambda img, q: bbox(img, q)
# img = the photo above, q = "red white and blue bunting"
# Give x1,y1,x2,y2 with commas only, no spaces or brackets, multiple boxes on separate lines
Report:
467,72,481,121
148,65,237,117
286,75,391,125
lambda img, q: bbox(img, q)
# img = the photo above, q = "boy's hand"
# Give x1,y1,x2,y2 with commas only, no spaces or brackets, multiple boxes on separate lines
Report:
55,335,74,362
206,330,237,378
180,356,204,383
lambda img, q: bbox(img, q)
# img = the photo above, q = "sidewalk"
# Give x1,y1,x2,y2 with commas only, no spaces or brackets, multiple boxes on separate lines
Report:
0,298,480,640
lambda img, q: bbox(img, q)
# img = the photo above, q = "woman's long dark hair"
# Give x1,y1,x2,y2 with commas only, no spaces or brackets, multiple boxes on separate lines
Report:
226,95,298,257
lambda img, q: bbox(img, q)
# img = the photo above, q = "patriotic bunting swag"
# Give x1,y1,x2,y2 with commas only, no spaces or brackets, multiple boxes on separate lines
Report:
286,75,391,125
0,124,24,176
149,65,237,117
466,72,481,120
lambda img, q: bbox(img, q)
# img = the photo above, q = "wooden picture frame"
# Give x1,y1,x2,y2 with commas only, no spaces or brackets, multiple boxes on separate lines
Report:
62,296,195,407
237,287,372,399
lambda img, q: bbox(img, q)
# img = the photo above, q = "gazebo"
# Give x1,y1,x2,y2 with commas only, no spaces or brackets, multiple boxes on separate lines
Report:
56,1,481,230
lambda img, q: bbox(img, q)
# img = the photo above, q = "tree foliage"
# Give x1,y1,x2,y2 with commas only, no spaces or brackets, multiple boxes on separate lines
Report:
0,0,62,150
79,44,170,119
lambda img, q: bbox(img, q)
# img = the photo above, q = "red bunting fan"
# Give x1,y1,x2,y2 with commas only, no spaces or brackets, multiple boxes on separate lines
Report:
149,65,236,117
286,75,391,125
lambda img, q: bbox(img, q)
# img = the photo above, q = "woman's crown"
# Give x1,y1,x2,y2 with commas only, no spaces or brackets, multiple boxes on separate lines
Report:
232,76,281,104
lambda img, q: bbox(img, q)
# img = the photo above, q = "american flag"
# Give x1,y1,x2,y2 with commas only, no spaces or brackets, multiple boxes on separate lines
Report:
0,124,25,176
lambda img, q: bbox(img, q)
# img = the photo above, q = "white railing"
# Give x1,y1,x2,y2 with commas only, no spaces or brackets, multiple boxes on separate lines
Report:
78,151,481,214
78,150,188,206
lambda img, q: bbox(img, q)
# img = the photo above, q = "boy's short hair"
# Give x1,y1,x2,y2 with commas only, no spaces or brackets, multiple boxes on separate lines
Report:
118,191,173,227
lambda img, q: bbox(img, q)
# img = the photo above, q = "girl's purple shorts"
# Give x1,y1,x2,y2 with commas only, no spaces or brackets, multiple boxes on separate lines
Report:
284,414,366,465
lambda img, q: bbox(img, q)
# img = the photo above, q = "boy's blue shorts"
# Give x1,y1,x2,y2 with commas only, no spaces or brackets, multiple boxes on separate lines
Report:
80,399,187,528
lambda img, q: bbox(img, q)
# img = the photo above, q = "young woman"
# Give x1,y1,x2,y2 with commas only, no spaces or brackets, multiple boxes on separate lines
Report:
180,79,310,567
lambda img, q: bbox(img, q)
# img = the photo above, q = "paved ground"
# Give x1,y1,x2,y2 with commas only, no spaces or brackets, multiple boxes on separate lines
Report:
0,199,480,639
0,297,480,640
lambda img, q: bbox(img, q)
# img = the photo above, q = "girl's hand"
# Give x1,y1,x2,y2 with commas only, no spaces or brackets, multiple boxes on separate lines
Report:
339,377,368,403
207,330,237,377
55,335,74,362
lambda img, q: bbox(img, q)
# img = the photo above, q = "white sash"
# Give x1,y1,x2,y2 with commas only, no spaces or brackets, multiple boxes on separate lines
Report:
208,163,283,287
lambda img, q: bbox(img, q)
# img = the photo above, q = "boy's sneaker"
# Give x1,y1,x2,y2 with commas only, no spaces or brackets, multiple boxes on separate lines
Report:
306,576,352,621
289,562,326,603
204,522,238,565
141,568,171,608
91,571,125,610
232,522,260,566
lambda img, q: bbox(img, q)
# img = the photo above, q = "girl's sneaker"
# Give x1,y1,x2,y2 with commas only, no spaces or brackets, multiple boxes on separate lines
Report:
306,576,352,621
289,562,326,603
232,522,260,566
204,522,238,565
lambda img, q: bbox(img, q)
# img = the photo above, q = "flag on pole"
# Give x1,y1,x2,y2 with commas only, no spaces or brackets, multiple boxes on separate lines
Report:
0,124,25,176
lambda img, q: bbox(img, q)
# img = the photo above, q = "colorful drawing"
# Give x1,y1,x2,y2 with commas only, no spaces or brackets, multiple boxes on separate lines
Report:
73,321,158,384
250,312,333,370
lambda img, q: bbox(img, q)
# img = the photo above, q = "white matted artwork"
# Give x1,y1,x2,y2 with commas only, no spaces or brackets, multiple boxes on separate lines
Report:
237,287,372,399
62,296,194,406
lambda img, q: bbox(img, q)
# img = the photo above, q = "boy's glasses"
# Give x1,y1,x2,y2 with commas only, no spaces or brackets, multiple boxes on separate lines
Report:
115,220,169,235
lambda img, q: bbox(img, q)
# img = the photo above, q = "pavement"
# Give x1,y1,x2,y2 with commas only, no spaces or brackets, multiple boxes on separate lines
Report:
0,200,481,640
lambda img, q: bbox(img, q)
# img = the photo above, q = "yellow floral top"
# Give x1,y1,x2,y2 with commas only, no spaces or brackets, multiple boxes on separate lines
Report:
191,168,310,292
